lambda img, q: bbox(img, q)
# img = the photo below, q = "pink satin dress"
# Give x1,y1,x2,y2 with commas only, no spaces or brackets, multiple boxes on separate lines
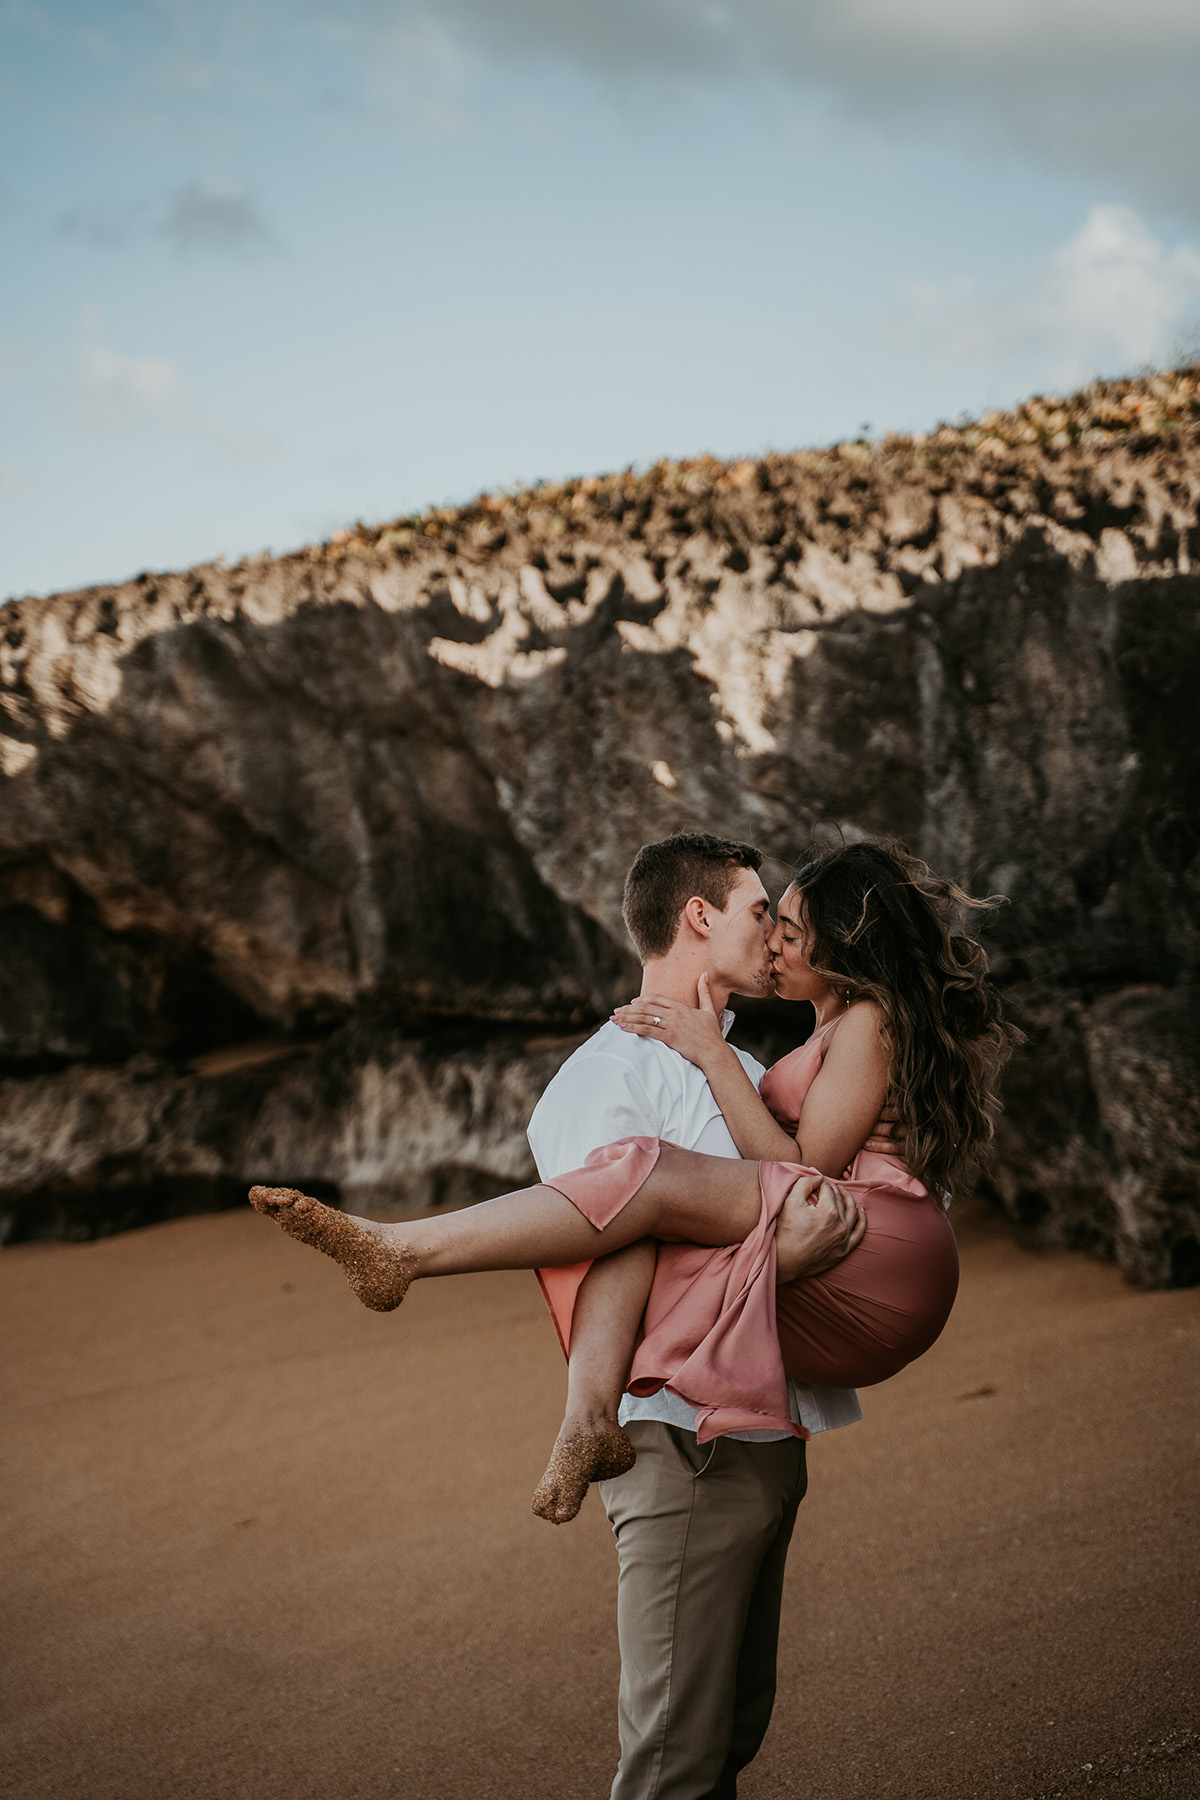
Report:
537,1026,960,1443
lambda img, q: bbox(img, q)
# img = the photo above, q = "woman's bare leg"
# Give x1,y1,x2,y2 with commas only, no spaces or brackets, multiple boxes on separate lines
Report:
249,1143,764,1309
531,1241,656,1525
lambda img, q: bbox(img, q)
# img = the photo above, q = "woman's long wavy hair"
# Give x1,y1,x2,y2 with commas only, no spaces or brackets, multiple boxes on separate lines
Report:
790,839,1022,1199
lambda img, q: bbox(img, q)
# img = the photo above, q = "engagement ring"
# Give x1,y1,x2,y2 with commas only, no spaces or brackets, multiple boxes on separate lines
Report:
653,1016,662,1025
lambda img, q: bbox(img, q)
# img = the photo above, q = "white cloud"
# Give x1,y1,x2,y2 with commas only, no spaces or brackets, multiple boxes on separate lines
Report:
348,0,1200,220
421,0,1200,86
57,182,273,254
33,3,1200,218
74,310,190,434
368,16,479,135
1044,207,1200,373
876,206,1200,391
55,196,148,248
156,181,273,252
70,307,278,457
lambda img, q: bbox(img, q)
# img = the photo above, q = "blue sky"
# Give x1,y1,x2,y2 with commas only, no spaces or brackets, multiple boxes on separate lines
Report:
3,0,1200,600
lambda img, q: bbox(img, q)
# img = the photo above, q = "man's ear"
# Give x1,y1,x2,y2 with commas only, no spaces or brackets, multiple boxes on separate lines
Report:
680,895,712,938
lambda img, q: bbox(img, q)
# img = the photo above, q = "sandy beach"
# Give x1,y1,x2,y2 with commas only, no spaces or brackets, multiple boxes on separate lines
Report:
2,1202,1196,1800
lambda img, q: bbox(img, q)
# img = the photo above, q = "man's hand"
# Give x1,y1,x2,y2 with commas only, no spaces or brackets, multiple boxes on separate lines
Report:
861,1102,907,1163
775,1176,865,1284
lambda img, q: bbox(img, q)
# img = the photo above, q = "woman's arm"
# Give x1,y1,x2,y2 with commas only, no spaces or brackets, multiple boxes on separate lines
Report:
612,980,806,1162
693,1036,807,1161
793,1002,891,1175
614,987,892,1176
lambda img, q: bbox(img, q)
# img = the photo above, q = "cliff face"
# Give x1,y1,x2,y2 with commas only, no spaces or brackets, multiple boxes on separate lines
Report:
2,375,1198,1282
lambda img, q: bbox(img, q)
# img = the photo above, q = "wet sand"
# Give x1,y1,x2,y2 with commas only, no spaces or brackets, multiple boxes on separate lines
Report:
2,1204,1197,1800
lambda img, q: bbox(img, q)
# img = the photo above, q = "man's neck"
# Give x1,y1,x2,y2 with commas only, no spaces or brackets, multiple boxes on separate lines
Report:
639,954,731,1014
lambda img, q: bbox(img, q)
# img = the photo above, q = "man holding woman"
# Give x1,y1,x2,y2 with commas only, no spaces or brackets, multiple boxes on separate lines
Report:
527,832,870,1800
251,828,1013,1798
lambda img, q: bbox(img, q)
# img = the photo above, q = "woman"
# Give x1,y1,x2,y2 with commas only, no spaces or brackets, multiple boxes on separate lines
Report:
250,842,1018,1520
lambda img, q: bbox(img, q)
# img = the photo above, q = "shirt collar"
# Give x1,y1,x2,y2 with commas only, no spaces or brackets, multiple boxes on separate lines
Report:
719,1008,735,1039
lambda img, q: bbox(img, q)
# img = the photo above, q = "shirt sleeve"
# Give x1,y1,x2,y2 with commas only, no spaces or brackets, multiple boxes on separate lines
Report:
528,1052,662,1181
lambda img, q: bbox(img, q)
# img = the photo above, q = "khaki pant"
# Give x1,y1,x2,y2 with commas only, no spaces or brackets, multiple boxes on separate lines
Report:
598,1421,807,1800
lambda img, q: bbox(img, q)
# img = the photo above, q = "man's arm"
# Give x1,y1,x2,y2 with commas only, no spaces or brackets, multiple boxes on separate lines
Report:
530,1047,864,1277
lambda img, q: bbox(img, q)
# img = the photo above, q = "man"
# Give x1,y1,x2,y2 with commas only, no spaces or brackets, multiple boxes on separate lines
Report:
527,833,867,1800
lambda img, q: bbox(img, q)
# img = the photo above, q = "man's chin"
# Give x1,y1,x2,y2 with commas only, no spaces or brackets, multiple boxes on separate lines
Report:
731,972,775,1001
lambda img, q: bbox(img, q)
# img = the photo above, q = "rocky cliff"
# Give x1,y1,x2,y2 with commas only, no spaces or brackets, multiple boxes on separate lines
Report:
2,374,1198,1283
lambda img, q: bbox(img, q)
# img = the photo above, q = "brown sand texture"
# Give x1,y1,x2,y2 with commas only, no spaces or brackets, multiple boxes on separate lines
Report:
2,1203,1197,1800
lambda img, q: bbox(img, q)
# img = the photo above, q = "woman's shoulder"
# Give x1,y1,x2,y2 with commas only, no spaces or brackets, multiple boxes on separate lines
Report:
821,999,889,1066
832,998,886,1036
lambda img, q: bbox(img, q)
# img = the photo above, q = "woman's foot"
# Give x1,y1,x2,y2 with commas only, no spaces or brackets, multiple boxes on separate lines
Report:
531,1416,637,1524
248,1186,419,1312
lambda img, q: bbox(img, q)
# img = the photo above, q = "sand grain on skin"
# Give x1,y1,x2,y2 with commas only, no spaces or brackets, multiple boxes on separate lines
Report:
248,1185,419,1311
531,1424,637,1523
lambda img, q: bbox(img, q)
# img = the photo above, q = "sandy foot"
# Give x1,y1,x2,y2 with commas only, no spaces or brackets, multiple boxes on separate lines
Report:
248,1187,419,1312
531,1420,638,1525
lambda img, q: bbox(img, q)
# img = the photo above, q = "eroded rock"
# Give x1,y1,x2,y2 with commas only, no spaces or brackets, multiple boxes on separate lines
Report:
2,372,1198,1281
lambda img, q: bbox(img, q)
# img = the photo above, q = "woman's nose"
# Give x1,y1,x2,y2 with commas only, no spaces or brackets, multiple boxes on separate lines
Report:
765,918,783,953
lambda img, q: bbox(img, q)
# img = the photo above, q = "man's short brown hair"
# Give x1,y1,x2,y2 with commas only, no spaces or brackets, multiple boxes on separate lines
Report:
622,833,764,961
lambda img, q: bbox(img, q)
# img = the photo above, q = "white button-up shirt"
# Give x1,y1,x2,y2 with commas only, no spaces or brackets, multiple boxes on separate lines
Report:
527,1012,862,1440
